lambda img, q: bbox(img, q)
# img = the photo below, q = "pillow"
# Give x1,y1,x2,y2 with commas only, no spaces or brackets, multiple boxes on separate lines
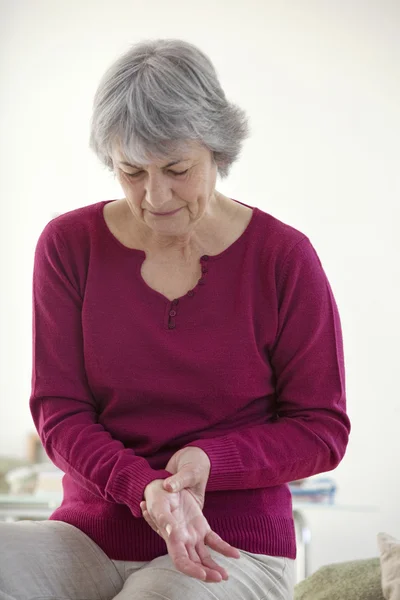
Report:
294,557,384,600
378,532,400,600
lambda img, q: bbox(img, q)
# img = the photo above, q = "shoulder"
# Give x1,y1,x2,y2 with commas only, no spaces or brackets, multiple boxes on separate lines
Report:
48,200,105,238
253,206,311,268
35,200,108,252
34,201,109,290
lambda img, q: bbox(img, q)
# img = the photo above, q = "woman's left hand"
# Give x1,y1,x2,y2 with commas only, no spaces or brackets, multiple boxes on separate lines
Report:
162,446,211,509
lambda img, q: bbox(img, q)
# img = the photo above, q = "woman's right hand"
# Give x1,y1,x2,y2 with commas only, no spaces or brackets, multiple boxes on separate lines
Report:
141,479,240,583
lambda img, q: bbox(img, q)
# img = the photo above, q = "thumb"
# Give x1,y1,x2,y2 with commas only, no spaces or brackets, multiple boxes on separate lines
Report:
164,478,179,492
164,468,193,492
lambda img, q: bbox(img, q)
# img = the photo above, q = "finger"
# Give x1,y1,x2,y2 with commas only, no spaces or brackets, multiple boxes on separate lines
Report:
187,544,223,583
148,512,176,543
153,516,217,582
206,530,241,559
142,510,155,530
166,537,207,581
195,544,229,581
161,529,207,581
142,510,162,536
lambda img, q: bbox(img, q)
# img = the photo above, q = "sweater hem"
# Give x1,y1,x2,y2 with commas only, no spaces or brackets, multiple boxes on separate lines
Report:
48,508,297,562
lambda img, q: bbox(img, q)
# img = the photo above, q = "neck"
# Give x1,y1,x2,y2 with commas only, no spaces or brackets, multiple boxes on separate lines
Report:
138,191,228,258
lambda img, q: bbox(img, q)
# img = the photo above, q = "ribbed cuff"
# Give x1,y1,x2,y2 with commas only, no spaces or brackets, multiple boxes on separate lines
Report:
110,464,173,517
184,436,244,491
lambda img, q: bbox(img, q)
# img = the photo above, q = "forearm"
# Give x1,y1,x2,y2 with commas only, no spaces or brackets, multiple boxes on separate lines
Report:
184,408,350,491
31,396,172,517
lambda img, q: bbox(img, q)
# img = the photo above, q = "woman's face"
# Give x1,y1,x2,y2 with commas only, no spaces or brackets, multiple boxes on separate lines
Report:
112,141,220,239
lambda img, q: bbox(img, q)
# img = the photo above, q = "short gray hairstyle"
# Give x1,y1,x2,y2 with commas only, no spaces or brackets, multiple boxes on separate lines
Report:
89,38,250,179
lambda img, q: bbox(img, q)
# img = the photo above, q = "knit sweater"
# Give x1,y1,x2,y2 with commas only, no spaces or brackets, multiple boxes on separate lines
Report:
29,198,350,561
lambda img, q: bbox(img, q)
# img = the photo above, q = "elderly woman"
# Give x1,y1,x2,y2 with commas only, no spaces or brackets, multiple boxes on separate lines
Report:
0,39,350,599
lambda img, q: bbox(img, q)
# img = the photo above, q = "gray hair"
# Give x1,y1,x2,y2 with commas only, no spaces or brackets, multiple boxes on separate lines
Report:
89,38,250,179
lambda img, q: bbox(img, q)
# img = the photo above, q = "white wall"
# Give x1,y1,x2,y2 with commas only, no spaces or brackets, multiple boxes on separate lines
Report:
1,0,399,574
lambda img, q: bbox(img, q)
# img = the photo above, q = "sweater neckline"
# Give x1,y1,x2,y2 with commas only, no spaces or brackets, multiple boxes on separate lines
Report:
98,198,259,262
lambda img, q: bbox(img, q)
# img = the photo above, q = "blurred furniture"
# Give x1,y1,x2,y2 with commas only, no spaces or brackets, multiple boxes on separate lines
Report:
293,502,378,581
0,457,32,493
0,494,61,521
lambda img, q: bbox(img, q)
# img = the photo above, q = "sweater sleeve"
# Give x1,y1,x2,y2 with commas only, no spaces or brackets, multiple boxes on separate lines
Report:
184,237,351,491
29,222,172,518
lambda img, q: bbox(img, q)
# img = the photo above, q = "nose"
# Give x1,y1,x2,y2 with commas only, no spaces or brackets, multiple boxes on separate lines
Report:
144,173,172,212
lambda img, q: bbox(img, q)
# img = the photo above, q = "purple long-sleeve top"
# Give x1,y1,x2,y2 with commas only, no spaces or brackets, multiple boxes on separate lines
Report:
29,198,350,561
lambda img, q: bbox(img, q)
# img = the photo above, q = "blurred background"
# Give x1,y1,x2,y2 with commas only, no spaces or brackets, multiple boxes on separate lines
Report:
0,0,399,576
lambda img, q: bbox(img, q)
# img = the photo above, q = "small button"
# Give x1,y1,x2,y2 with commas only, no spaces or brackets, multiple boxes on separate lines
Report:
198,278,205,285
172,299,179,306
187,290,195,297
200,255,209,261
168,320,176,329
169,310,177,317
201,266,208,274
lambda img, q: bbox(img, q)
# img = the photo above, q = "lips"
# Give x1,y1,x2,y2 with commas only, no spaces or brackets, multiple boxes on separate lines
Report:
151,207,182,216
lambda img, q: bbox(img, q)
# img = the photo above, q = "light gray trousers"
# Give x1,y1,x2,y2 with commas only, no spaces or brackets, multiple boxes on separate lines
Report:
0,520,295,600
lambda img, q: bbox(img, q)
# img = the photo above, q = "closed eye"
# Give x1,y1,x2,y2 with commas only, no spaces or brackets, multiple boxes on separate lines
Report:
125,169,188,178
170,169,188,177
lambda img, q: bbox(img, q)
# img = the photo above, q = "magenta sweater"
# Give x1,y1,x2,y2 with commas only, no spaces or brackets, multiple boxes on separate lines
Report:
29,198,350,561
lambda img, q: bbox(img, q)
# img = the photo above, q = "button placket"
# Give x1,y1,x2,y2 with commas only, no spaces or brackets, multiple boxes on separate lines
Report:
166,255,210,330
197,255,209,286
168,298,179,329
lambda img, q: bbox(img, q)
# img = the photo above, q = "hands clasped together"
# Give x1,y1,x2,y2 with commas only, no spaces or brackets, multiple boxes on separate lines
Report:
140,447,241,583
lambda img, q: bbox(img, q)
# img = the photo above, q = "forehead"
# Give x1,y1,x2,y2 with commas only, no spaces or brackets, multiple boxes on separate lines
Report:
112,140,203,167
